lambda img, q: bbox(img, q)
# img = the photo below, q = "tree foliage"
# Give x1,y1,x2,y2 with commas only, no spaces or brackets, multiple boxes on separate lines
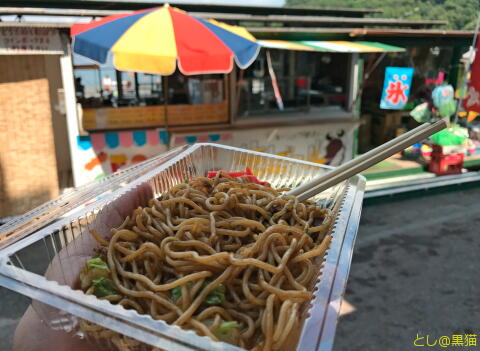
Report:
287,0,479,30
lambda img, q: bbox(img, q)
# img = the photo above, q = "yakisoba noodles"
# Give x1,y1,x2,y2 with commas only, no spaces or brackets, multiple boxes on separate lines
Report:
79,172,333,351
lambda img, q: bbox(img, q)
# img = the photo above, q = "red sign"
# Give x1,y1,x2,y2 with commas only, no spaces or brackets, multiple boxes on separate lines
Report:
463,40,480,114
0,27,63,54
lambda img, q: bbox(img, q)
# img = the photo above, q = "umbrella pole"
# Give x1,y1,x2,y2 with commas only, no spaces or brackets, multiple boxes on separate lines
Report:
97,68,103,98
235,69,244,118
163,76,170,149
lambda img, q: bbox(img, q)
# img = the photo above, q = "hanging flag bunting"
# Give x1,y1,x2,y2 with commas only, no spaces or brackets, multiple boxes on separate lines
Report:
463,39,480,115
266,50,284,111
380,67,414,109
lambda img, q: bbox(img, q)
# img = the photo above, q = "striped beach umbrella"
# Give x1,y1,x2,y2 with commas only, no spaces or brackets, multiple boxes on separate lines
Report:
71,4,260,75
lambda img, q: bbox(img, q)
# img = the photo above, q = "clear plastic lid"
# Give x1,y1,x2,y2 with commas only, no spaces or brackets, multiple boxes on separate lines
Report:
0,143,365,351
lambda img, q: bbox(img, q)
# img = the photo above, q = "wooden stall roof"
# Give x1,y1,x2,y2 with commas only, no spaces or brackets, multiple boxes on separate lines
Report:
0,20,472,45
0,21,71,28
0,1,381,17
0,7,446,28
0,1,472,47
0,21,472,52
187,13,447,28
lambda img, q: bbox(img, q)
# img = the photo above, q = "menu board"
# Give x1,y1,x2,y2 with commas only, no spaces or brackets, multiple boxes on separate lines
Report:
0,27,63,54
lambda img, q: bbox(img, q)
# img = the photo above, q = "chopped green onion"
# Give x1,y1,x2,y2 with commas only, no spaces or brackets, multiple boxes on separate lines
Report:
87,257,109,271
171,281,225,304
214,321,239,337
80,257,110,290
92,277,118,298
204,282,225,305
172,286,182,302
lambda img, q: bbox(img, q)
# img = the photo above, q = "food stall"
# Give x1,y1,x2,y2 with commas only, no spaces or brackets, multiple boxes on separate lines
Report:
0,3,474,351
74,41,405,185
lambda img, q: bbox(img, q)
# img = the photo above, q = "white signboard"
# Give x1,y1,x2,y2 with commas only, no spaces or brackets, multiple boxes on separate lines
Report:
0,27,63,54
171,122,358,167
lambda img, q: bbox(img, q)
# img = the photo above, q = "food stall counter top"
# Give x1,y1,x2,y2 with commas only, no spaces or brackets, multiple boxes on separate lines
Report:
170,109,357,134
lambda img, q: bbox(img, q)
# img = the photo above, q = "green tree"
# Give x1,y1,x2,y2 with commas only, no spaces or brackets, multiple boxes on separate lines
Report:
287,0,479,30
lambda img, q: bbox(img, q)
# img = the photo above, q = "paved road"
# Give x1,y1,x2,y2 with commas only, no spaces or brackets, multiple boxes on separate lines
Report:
1,186,480,350
334,186,480,351
0,286,29,350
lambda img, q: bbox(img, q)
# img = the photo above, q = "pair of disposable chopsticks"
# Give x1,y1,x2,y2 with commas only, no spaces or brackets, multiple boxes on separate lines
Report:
287,120,447,201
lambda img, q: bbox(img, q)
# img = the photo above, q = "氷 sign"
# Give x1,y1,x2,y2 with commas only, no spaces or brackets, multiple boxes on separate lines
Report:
380,67,414,109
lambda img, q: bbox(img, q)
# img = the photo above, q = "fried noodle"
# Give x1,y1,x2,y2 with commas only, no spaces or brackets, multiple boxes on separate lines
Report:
81,172,333,351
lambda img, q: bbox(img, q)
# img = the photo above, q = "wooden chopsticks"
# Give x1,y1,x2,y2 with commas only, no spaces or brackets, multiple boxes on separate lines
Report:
288,120,447,201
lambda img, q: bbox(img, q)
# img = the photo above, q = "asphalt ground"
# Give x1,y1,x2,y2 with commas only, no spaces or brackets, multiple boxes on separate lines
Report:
334,186,480,351
1,186,480,350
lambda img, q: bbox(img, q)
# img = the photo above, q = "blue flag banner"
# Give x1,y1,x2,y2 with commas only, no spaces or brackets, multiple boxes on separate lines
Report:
380,67,414,109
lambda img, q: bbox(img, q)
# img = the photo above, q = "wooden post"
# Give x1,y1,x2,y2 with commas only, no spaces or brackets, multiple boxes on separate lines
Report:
163,76,170,149
115,69,123,100
59,33,82,186
288,50,295,100
347,53,360,113
97,68,103,97
228,67,236,124
134,72,140,100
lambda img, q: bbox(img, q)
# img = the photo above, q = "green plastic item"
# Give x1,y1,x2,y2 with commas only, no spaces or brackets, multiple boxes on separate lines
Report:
432,85,454,109
430,124,468,146
410,102,431,123
438,100,457,117
403,101,416,110
456,86,467,99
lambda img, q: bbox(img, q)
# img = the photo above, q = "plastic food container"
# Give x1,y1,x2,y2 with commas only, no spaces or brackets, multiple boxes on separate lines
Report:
0,143,365,351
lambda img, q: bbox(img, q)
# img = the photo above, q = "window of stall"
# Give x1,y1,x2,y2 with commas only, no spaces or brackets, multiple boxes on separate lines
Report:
73,55,229,130
74,69,226,107
236,49,350,118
